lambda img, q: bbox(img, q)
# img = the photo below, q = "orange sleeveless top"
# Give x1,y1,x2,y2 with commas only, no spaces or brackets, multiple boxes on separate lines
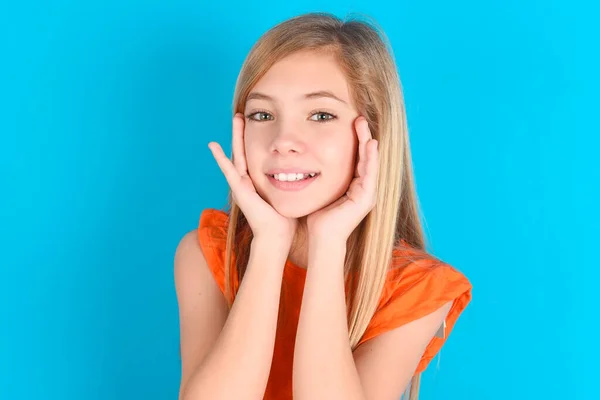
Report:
197,208,472,399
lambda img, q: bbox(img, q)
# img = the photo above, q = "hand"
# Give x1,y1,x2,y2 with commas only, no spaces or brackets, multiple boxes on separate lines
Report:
307,116,379,243
208,113,298,244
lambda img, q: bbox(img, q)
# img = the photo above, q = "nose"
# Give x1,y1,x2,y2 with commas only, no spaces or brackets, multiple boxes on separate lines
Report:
269,122,306,155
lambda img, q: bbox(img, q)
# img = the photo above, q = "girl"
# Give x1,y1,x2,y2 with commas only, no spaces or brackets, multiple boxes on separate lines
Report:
175,12,472,400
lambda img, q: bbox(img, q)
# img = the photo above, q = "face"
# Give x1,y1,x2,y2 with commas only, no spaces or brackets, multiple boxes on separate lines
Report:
243,50,360,219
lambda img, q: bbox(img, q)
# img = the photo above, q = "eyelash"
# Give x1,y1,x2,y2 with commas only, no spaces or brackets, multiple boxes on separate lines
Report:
245,110,338,124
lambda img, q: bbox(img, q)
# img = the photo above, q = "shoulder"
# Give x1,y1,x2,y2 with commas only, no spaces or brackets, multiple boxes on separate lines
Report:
195,208,235,297
196,208,230,264
358,239,473,352
173,228,218,305
174,229,207,287
198,208,229,242
174,229,202,261
386,239,472,295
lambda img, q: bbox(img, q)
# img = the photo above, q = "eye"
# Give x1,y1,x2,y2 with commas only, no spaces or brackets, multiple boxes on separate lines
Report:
245,110,273,122
309,111,337,123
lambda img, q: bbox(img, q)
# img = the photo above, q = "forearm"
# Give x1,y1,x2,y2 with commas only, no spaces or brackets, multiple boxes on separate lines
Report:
293,239,365,399
183,238,288,400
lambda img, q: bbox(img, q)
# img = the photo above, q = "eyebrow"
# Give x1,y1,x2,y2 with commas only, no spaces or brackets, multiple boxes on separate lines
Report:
246,90,348,105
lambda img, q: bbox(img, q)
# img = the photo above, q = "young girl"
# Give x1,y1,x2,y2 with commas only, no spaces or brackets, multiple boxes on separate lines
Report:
175,12,472,400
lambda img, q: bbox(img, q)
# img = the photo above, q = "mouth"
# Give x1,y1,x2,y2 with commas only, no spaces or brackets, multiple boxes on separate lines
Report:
266,172,319,182
266,172,320,191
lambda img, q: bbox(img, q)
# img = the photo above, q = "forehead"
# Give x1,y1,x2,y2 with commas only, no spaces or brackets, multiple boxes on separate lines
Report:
249,50,352,104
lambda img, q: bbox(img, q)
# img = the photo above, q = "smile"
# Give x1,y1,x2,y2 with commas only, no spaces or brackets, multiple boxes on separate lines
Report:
266,172,320,191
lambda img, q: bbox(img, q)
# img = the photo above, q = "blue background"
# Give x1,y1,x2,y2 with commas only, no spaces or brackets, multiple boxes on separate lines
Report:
1,1,597,399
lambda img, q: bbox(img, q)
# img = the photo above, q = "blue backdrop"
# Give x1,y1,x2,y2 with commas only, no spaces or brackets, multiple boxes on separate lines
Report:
1,1,597,399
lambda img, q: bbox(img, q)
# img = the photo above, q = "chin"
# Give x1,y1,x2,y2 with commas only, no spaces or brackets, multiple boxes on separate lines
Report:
255,177,350,219
270,200,315,219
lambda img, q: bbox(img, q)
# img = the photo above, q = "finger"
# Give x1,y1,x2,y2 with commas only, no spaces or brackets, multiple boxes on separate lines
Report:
208,141,242,191
231,113,248,177
363,139,379,194
356,117,371,178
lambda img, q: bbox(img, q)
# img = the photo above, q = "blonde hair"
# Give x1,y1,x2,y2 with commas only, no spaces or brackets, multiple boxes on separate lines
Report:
221,12,428,400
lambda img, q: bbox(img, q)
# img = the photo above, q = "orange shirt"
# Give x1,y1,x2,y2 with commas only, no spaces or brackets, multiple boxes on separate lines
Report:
197,208,472,399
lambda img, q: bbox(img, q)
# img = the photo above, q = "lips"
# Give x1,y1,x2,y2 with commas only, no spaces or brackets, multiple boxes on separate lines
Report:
266,172,320,191
266,168,319,175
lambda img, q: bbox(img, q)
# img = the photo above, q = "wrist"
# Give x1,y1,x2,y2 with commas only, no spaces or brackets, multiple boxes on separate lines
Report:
308,236,347,259
246,239,289,276
308,233,347,247
251,236,292,259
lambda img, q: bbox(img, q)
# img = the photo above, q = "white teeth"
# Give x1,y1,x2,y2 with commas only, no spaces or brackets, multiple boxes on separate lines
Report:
272,172,317,182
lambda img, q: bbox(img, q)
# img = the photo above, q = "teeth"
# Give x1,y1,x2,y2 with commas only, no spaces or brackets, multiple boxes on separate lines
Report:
272,172,317,181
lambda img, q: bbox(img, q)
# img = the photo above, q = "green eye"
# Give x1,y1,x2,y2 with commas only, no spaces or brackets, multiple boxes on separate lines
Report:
245,111,337,123
247,111,273,121
310,112,337,123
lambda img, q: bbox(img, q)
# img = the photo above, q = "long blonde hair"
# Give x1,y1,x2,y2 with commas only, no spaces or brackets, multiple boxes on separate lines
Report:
221,12,428,399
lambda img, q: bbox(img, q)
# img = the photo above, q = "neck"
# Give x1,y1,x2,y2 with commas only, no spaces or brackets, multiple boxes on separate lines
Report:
288,216,309,269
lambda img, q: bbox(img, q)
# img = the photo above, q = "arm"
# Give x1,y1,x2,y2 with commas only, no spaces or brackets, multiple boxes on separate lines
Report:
293,238,453,400
175,231,289,400
292,238,364,399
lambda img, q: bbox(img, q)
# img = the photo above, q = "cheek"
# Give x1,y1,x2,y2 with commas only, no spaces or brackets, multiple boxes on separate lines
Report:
244,133,272,185
243,132,262,169
318,137,357,178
